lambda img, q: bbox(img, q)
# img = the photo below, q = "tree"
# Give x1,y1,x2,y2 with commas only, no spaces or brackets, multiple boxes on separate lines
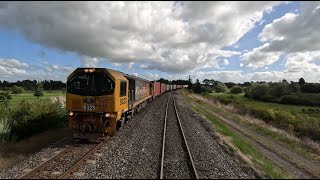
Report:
230,85,243,94
299,78,305,86
202,79,210,85
209,79,215,85
156,78,171,84
214,82,228,93
193,79,202,94
34,89,44,98
245,83,270,100
188,75,193,90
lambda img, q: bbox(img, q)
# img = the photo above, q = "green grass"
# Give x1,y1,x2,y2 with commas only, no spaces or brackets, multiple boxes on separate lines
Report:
189,100,288,178
197,96,320,161
209,93,320,120
9,91,65,105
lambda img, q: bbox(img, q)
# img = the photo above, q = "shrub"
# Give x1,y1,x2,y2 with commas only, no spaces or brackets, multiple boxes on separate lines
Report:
34,89,44,98
295,114,320,141
214,82,229,93
12,86,24,94
250,108,275,123
280,95,320,106
0,91,12,100
3,99,66,142
0,117,17,142
273,110,299,132
230,85,243,94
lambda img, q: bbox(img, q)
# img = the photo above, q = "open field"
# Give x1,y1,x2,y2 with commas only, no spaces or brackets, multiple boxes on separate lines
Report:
209,93,320,120
8,91,65,105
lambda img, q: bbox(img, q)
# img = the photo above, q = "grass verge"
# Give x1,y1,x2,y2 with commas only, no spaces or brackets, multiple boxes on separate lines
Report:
185,94,289,178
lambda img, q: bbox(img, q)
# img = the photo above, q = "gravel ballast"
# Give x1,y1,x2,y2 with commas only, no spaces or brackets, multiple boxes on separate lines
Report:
0,90,258,179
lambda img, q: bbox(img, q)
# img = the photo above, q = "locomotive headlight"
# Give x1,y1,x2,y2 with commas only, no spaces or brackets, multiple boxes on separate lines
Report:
105,113,111,118
84,69,89,73
68,111,74,116
88,68,95,73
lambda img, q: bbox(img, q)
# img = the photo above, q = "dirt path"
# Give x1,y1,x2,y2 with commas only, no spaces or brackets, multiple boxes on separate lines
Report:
186,92,320,178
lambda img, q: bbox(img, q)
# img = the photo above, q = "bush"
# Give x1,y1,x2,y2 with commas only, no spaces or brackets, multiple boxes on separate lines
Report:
295,114,320,140
273,110,299,132
34,89,44,98
280,94,320,106
230,85,243,94
12,86,24,94
0,117,17,142
214,82,229,93
0,91,12,100
0,99,66,142
250,108,275,123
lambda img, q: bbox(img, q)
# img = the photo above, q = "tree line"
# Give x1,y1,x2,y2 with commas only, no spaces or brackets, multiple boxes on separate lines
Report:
0,80,66,91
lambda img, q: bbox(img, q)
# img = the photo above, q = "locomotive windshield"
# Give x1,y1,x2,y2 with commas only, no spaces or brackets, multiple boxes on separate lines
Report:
67,72,115,96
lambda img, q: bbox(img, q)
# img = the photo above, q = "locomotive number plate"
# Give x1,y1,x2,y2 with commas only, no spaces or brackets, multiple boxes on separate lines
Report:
84,105,95,110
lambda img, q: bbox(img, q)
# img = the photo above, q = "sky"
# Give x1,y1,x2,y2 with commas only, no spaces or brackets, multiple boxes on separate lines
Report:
0,1,319,83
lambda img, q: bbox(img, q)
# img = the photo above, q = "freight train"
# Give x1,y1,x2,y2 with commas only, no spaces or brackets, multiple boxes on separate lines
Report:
66,68,185,140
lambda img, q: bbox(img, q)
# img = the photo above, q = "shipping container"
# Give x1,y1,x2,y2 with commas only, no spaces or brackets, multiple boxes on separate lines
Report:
160,83,166,94
153,81,161,97
166,84,170,91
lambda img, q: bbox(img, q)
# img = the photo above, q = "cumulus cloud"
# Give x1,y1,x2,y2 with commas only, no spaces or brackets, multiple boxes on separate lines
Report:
0,58,29,81
80,56,100,67
240,43,282,68
0,1,283,73
242,2,320,68
239,2,320,82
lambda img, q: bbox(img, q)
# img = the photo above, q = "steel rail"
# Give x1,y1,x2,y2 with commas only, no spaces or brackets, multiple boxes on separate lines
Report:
160,97,170,179
173,96,199,179
58,140,106,179
18,146,74,179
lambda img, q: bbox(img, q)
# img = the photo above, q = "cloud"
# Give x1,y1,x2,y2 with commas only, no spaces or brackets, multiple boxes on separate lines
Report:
243,2,320,67
239,2,320,82
0,1,283,73
80,56,100,67
0,58,29,81
240,43,282,68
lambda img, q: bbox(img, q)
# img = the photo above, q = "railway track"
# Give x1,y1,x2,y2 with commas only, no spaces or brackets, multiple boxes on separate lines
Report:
160,96,198,179
18,140,106,179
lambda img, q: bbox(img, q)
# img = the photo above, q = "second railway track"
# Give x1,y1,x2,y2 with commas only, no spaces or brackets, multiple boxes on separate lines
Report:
19,140,106,179
160,95,198,179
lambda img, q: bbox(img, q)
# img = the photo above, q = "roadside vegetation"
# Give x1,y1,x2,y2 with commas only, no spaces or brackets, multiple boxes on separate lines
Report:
183,89,320,178
0,80,67,143
186,77,320,142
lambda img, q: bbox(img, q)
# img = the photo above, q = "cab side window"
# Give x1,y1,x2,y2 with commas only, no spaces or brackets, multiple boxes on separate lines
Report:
120,81,127,97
